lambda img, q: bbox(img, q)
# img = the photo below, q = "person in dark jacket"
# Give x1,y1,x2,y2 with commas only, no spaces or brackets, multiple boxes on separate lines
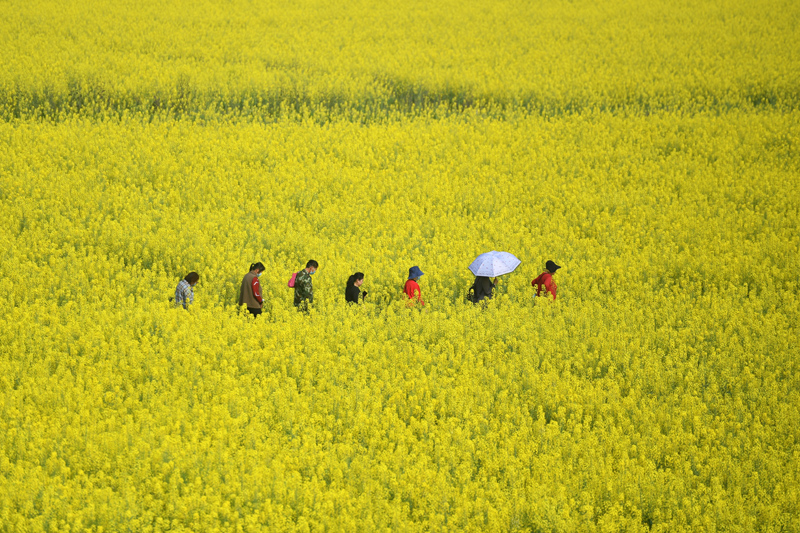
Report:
469,275,497,303
345,272,367,303
294,259,318,311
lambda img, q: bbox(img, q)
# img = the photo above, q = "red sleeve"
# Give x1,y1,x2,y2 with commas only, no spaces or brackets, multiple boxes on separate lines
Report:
251,277,263,304
544,276,557,300
403,281,413,299
414,282,425,305
531,274,541,287
404,281,424,305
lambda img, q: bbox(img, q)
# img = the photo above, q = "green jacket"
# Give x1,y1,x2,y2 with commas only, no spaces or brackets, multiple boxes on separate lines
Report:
294,269,314,306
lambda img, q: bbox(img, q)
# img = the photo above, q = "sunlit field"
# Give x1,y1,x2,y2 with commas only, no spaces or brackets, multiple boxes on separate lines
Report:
1,0,799,531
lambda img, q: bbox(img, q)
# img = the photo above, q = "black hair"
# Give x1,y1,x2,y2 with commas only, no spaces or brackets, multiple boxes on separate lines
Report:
184,272,200,284
250,262,266,272
306,259,319,269
347,272,364,287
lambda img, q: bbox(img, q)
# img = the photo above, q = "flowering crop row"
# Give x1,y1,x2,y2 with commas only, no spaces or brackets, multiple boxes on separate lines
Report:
1,111,798,531
1,0,798,119
2,0,799,529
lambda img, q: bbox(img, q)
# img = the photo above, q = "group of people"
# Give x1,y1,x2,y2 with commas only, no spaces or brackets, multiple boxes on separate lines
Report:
173,259,562,313
237,260,319,316
467,260,561,304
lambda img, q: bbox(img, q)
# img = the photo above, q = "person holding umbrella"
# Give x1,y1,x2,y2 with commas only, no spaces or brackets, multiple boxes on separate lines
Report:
532,260,561,300
404,266,425,307
469,276,498,303
467,251,521,303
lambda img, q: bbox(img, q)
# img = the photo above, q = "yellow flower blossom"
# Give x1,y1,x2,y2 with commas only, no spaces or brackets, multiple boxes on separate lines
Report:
1,0,799,530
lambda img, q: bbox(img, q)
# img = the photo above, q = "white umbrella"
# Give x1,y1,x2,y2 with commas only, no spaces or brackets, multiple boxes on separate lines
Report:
468,251,521,277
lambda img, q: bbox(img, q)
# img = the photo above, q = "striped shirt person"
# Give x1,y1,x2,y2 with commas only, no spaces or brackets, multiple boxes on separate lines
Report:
175,272,199,309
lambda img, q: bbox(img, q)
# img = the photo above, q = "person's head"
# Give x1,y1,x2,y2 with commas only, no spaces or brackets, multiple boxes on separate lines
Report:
348,272,365,288
306,260,319,274
250,262,266,276
408,266,424,281
545,260,561,274
184,272,200,286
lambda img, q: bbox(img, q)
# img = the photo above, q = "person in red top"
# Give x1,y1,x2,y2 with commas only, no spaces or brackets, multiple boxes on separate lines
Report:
239,262,265,317
532,260,561,300
403,266,425,306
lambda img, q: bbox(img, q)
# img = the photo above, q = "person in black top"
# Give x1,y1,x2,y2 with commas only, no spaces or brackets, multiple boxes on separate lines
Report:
469,276,497,303
345,272,367,303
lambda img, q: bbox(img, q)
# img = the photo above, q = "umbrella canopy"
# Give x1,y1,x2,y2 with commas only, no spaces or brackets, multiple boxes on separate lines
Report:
468,251,521,277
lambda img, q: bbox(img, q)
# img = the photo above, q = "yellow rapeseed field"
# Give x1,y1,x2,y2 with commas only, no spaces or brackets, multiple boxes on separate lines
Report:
1,0,799,531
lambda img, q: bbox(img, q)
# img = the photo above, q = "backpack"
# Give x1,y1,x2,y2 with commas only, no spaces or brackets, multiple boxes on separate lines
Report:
466,285,476,304
288,272,297,288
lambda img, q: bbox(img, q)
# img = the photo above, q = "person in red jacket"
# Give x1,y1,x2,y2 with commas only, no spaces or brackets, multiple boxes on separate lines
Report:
532,260,561,300
239,262,265,317
403,266,425,306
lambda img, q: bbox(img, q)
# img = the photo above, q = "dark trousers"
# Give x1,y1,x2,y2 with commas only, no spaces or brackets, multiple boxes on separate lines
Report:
247,307,262,318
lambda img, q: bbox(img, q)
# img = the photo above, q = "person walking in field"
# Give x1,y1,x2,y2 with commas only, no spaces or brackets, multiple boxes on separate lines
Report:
239,262,265,317
468,275,497,304
403,266,425,307
294,260,318,311
466,251,520,305
345,272,367,304
174,272,199,309
532,260,561,300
